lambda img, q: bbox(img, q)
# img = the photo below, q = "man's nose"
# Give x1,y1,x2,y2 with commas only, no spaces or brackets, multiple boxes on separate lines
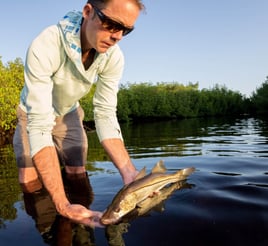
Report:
110,30,123,41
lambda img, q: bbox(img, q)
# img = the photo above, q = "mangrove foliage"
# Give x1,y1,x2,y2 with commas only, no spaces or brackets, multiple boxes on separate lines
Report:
1,56,268,142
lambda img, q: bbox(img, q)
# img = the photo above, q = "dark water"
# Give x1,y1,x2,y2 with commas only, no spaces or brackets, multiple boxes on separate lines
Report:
0,116,268,245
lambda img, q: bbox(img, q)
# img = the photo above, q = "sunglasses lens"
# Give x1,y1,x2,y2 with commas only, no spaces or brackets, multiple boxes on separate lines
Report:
122,28,133,36
102,20,120,33
94,6,134,36
103,19,132,36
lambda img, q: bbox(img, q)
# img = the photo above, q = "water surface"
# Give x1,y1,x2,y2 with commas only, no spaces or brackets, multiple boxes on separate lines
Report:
0,116,267,245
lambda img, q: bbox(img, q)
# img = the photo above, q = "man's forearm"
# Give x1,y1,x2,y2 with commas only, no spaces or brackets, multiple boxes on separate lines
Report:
101,138,138,184
32,146,70,212
32,146,103,227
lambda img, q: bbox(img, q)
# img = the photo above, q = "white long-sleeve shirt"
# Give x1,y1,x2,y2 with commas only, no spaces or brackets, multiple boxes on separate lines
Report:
19,11,124,156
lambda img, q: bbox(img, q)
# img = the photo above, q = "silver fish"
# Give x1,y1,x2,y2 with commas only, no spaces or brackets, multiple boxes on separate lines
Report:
101,160,195,225
122,180,194,222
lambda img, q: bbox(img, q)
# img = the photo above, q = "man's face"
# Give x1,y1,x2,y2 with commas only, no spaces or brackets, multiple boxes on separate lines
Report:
81,0,140,53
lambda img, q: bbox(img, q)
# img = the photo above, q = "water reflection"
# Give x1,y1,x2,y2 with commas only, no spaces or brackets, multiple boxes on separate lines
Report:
0,116,268,245
0,144,20,229
21,174,195,245
121,117,268,158
24,189,97,245
21,169,96,245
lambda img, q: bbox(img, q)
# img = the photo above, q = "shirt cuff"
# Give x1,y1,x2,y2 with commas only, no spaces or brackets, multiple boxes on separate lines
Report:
95,116,123,142
29,131,54,157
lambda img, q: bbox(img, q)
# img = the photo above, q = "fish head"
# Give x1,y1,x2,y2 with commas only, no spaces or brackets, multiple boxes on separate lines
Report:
101,205,123,225
101,191,137,225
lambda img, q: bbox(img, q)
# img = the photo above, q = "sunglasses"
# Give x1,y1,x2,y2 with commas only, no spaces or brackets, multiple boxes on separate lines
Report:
92,5,134,36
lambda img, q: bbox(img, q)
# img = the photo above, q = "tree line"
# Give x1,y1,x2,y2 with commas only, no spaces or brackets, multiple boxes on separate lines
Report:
116,82,245,122
1,57,268,143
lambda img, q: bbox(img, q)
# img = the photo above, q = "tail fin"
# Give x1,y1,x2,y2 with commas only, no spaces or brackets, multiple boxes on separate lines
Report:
182,167,195,176
175,167,195,179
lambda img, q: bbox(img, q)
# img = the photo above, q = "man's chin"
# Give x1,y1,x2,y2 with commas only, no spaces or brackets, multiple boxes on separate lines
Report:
96,49,108,54
97,44,114,53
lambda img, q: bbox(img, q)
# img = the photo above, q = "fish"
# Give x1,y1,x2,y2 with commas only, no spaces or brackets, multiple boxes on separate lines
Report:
121,180,194,222
101,160,195,225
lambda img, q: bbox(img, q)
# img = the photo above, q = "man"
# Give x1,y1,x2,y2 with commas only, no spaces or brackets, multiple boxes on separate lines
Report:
13,0,144,227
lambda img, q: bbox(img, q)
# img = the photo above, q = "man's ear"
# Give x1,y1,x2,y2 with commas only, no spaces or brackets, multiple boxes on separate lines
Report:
83,4,93,19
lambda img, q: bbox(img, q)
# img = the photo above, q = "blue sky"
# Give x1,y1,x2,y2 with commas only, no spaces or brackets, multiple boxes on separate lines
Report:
1,0,268,97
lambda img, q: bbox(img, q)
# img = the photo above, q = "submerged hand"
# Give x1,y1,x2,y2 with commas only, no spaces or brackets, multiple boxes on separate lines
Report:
59,203,104,228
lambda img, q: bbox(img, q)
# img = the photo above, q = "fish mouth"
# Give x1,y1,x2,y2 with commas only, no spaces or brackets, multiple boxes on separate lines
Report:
100,212,121,225
100,217,119,225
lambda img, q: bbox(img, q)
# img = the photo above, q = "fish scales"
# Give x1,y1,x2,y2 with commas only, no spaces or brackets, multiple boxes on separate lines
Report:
101,160,195,225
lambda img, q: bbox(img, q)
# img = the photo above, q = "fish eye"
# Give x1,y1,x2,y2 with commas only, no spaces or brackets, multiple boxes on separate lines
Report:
115,207,121,213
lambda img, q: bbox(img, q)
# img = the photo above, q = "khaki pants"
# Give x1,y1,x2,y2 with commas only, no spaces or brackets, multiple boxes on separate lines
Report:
13,106,88,168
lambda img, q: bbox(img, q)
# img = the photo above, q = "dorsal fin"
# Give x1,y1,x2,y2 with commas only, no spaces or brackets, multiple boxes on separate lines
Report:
151,160,166,173
134,167,147,180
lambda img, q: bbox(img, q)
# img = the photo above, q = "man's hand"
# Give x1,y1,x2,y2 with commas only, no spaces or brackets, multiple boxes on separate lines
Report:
59,203,104,228
119,166,139,185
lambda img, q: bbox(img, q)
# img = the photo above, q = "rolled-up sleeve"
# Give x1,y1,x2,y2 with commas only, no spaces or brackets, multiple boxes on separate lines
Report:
93,46,124,142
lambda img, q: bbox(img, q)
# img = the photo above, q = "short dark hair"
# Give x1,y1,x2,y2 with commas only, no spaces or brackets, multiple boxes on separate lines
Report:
87,0,145,11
